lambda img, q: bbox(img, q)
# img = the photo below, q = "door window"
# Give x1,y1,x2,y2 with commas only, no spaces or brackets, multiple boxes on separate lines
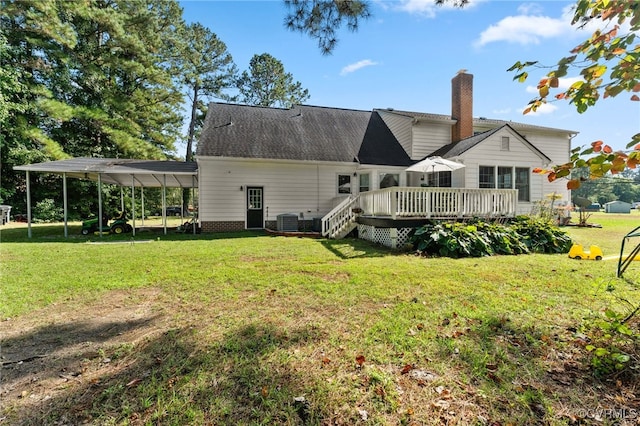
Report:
248,188,262,209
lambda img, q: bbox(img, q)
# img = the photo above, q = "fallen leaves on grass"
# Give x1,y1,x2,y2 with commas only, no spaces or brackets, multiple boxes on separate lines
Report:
400,364,413,375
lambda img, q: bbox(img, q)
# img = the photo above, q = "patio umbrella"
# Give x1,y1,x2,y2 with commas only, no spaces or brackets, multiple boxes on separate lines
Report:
406,156,465,187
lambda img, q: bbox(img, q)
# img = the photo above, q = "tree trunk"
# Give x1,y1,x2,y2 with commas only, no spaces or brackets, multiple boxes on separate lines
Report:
183,82,198,215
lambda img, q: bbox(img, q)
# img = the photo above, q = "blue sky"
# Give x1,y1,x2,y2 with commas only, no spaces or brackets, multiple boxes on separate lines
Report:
180,0,639,153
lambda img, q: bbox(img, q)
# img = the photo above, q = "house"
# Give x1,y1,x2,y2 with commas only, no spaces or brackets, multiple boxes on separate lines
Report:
604,200,631,214
196,71,575,245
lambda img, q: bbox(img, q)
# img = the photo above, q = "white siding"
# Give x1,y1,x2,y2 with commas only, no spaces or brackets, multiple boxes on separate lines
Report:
523,132,571,166
521,132,572,210
456,128,571,212
198,157,359,225
377,111,413,157
412,122,451,160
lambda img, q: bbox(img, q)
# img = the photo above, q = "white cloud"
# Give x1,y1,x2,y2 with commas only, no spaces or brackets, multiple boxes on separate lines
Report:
475,3,627,48
395,0,481,17
525,76,584,94
558,76,583,89
475,15,566,47
517,3,543,16
396,0,439,17
340,59,379,76
520,102,558,115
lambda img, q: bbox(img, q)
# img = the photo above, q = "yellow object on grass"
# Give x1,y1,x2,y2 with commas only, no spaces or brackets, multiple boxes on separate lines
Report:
568,244,603,261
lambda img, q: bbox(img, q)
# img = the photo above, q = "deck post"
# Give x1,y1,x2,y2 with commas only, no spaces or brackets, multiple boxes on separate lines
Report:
391,189,397,219
390,228,398,249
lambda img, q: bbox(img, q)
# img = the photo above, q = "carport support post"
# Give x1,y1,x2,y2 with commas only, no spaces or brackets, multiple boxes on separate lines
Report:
26,171,32,238
192,175,196,235
162,175,167,235
131,175,136,237
141,187,145,227
98,173,103,237
63,172,68,238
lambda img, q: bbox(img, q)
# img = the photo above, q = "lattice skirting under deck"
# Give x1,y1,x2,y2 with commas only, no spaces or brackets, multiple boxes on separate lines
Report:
357,224,413,249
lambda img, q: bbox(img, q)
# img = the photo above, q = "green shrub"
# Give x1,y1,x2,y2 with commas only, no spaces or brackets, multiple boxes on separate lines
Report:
410,217,571,258
581,307,639,376
32,198,63,223
510,216,573,254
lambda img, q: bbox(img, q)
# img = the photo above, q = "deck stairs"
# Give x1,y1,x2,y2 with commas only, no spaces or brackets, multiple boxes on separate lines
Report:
321,195,360,239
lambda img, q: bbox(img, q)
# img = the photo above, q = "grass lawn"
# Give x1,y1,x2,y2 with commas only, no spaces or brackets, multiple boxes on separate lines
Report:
1,213,639,425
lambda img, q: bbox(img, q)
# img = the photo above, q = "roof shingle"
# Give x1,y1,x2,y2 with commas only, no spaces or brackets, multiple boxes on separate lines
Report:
197,103,411,166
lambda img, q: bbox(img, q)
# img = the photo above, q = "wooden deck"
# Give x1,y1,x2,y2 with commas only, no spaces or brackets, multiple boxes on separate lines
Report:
322,187,518,240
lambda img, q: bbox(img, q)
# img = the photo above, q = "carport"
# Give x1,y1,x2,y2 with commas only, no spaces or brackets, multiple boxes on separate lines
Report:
13,158,198,238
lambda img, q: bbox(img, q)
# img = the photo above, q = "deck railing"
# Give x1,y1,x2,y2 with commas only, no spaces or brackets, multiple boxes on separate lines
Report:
358,187,518,219
321,195,359,238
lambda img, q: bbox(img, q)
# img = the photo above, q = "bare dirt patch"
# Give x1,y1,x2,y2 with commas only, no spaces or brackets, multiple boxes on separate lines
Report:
0,288,169,424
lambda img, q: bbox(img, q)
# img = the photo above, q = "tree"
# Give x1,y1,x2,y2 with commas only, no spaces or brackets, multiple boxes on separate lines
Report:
235,53,310,108
571,168,640,205
1,0,185,215
284,0,371,55
1,0,184,159
172,23,236,163
171,22,236,212
508,0,640,189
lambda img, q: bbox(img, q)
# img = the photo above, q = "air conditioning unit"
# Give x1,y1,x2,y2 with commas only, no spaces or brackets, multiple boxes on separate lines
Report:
276,213,298,232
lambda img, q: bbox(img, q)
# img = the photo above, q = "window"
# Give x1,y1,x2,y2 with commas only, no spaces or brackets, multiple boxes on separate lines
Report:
515,167,530,202
427,171,451,187
248,188,262,209
479,166,530,202
497,167,512,189
479,166,495,188
359,173,370,192
379,173,399,189
501,136,510,151
338,174,351,194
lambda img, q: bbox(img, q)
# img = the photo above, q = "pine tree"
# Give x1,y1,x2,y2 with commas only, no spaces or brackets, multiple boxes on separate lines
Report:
235,53,309,108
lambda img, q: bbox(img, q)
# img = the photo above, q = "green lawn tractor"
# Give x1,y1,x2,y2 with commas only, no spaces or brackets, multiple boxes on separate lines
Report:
81,211,133,235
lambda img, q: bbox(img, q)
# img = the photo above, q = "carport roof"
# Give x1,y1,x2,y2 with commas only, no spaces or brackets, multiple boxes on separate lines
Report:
14,158,198,188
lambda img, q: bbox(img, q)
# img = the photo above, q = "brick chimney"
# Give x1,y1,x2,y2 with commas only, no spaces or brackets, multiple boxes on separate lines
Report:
451,70,473,143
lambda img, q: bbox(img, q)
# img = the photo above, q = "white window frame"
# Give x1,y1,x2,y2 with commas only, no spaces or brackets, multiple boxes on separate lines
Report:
479,166,495,189
379,172,399,189
337,174,352,195
479,166,531,202
515,167,530,202
359,173,370,193
497,166,512,189
501,136,510,151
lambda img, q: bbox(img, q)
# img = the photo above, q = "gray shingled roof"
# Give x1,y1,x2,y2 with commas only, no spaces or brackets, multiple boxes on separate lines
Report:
379,109,577,134
430,124,551,162
197,103,411,166
473,117,577,134
374,108,454,122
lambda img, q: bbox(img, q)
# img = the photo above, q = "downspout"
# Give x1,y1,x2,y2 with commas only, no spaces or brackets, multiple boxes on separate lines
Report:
316,164,320,213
